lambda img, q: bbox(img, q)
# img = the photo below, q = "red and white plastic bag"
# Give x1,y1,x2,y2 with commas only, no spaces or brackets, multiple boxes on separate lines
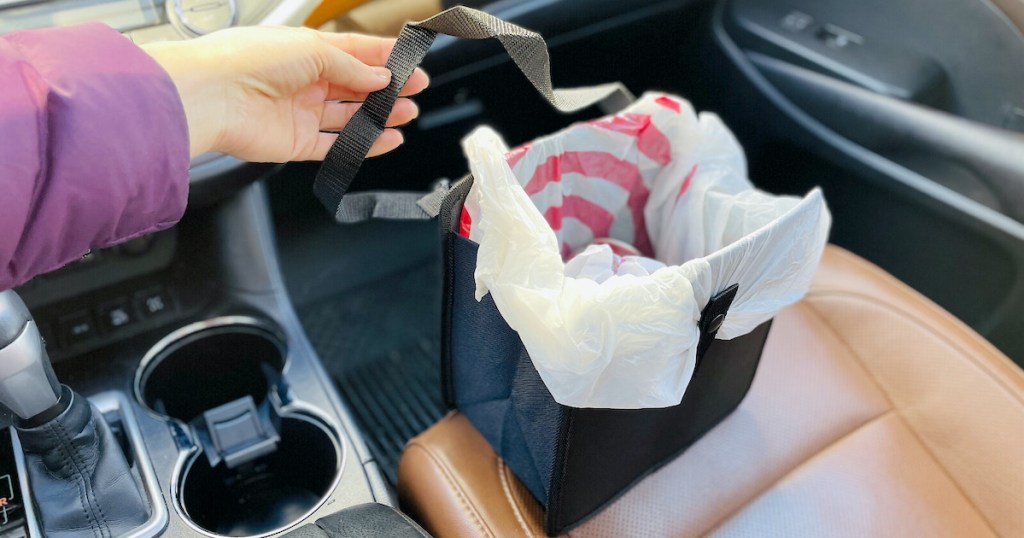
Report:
461,92,831,409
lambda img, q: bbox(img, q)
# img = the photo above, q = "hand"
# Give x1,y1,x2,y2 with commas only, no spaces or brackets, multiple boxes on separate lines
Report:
142,27,429,162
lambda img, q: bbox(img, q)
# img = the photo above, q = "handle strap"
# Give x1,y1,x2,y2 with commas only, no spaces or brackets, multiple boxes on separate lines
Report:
332,183,453,223
313,6,632,219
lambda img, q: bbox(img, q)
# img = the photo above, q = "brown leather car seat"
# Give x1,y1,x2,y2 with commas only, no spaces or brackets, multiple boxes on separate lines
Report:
397,246,1024,537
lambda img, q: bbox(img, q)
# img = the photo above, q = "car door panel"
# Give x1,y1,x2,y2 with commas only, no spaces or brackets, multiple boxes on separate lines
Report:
709,0,1024,362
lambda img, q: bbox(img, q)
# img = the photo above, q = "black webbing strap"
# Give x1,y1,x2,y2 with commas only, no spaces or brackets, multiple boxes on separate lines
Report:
313,6,631,219
332,183,452,223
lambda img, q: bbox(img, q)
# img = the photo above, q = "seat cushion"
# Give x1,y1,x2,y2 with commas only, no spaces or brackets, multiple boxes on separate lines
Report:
397,246,1024,537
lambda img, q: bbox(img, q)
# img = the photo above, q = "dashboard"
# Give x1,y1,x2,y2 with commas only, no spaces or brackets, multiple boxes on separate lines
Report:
2,0,314,342
0,0,171,33
0,0,316,37
0,0,315,197
13,230,191,363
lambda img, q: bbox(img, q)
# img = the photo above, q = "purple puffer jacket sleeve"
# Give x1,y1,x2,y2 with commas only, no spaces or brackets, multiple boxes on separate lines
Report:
0,23,189,291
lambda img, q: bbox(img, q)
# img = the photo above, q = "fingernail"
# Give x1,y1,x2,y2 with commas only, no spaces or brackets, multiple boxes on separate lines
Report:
374,67,391,80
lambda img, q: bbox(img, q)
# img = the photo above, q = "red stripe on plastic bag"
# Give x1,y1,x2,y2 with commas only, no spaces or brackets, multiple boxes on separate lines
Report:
655,96,682,113
506,143,532,169
522,152,640,195
563,195,615,238
459,208,473,238
543,204,562,230
589,114,672,166
522,152,653,256
677,164,698,199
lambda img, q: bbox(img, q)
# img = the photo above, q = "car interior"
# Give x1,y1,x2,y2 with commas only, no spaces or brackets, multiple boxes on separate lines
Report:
1,0,1022,536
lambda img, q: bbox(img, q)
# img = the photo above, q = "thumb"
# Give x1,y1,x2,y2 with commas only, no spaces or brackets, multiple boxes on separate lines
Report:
320,45,391,93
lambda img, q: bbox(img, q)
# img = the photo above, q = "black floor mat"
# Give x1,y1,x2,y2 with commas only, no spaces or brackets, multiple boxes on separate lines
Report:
298,274,446,483
282,215,447,485
329,337,443,485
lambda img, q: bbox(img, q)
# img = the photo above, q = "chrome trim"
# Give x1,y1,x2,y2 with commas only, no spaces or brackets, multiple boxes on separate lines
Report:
137,315,347,536
10,431,41,538
171,411,345,538
133,316,287,422
0,321,60,420
0,0,46,9
171,0,238,35
0,290,31,347
91,392,170,538
11,391,169,538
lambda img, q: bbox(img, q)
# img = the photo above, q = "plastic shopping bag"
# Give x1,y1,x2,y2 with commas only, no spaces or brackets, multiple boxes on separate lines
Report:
460,92,831,408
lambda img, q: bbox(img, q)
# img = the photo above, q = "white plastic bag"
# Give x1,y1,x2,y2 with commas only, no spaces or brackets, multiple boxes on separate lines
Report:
461,92,831,409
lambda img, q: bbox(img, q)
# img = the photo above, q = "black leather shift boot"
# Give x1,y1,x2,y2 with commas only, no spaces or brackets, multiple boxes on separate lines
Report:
16,386,148,538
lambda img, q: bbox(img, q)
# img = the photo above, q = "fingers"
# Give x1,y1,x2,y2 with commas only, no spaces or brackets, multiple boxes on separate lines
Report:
304,31,424,162
326,68,429,101
319,45,393,94
365,128,405,157
313,31,430,100
309,129,404,161
317,32,396,66
320,98,419,131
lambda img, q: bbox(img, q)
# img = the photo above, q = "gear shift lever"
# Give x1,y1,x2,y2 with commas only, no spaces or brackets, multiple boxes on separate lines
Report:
0,290,62,422
0,290,149,537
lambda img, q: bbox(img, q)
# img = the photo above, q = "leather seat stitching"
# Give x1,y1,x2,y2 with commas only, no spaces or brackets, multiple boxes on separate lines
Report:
406,441,493,537
699,410,892,536
498,459,536,538
806,290,1024,405
802,298,1002,537
404,441,496,538
813,247,1021,389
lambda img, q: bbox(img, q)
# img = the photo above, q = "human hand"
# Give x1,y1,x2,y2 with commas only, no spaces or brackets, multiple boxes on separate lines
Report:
142,27,429,162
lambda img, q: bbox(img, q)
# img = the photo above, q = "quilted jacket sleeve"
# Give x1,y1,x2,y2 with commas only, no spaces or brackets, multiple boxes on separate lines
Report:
0,23,189,290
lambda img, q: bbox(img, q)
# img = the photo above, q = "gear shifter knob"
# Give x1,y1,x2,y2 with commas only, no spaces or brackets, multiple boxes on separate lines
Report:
0,290,62,421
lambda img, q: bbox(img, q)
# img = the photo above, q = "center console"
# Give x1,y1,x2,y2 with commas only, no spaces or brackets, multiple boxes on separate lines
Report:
7,182,392,537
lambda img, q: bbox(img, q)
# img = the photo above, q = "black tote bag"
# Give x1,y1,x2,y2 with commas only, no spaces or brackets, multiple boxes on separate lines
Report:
313,7,772,535
434,177,771,535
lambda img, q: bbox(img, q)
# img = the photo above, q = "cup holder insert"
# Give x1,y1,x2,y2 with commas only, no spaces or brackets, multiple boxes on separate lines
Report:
137,322,343,536
179,415,340,537
136,325,285,423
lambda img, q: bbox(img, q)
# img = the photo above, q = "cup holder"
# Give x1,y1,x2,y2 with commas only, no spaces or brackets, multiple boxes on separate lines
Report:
136,323,286,423
179,416,340,536
136,320,343,536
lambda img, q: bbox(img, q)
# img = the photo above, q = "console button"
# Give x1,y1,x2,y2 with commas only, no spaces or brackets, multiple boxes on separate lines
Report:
98,302,135,331
58,312,97,345
134,289,172,318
